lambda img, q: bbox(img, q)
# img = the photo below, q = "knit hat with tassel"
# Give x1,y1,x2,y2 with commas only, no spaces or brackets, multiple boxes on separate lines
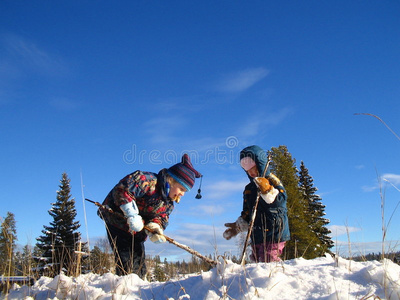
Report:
167,154,202,192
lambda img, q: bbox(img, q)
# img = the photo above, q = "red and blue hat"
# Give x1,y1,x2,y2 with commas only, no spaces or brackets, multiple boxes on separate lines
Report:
167,154,201,191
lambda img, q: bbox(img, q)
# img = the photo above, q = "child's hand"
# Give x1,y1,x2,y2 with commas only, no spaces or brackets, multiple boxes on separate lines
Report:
254,177,273,194
223,222,238,240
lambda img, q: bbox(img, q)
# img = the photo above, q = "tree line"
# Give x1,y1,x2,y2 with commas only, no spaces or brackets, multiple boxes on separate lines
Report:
1,145,337,279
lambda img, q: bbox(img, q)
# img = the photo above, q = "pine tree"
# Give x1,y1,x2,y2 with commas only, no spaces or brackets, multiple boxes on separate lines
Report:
88,244,113,275
269,146,319,259
299,161,334,256
14,244,34,276
153,261,167,282
35,172,83,276
0,212,17,276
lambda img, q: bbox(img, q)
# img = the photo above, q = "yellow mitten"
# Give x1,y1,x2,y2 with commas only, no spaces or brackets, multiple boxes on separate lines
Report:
254,177,273,194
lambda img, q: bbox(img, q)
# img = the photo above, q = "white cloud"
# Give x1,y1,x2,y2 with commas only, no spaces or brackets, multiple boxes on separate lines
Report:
327,225,361,238
361,173,400,193
236,107,294,138
361,185,378,192
168,223,222,248
382,173,400,187
144,117,188,144
205,179,248,199
196,205,225,216
217,67,269,93
237,119,263,138
3,33,67,76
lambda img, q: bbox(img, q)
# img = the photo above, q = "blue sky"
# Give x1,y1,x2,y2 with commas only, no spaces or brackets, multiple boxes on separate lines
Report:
1,1,400,261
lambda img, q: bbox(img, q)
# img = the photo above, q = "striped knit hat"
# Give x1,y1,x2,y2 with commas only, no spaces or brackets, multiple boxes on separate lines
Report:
167,154,201,191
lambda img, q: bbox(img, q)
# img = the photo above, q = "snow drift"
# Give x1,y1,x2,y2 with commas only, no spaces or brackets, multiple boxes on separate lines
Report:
3,254,400,300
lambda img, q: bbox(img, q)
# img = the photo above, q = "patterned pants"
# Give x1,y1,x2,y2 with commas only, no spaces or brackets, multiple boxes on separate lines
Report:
107,225,147,278
251,241,286,262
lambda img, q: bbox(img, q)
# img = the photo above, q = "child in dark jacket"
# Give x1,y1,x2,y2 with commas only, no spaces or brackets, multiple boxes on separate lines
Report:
98,154,201,278
223,145,290,262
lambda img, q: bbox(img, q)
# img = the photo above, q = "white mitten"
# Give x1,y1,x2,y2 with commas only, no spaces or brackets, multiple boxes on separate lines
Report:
145,222,167,244
126,216,144,233
260,187,279,204
120,202,144,233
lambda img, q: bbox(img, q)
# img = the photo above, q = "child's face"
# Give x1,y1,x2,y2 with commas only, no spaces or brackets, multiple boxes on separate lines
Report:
246,165,259,178
169,182,187,202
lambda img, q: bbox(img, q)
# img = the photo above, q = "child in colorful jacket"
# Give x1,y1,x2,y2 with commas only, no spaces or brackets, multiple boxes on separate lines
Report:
98,154,201,278
223,145,290,262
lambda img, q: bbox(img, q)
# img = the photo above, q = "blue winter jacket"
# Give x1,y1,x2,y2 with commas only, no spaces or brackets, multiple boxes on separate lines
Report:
240,145,290,244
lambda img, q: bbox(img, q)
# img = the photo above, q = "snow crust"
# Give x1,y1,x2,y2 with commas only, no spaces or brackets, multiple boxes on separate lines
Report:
3,254,400,300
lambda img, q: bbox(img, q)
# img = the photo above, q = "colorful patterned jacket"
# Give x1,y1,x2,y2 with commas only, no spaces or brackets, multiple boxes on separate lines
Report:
98,169,174,237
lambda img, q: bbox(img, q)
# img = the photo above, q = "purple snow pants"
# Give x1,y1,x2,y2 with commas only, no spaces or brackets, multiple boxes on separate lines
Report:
251,241,286,262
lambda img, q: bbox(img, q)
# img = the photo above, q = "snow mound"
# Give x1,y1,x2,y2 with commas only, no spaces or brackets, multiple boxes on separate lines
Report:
3,255,400,300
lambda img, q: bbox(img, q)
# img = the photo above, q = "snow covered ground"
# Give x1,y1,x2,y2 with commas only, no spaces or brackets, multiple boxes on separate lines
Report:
3,254,400,300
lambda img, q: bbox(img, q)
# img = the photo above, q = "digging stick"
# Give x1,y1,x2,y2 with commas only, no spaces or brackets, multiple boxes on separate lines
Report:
85,198,218,267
